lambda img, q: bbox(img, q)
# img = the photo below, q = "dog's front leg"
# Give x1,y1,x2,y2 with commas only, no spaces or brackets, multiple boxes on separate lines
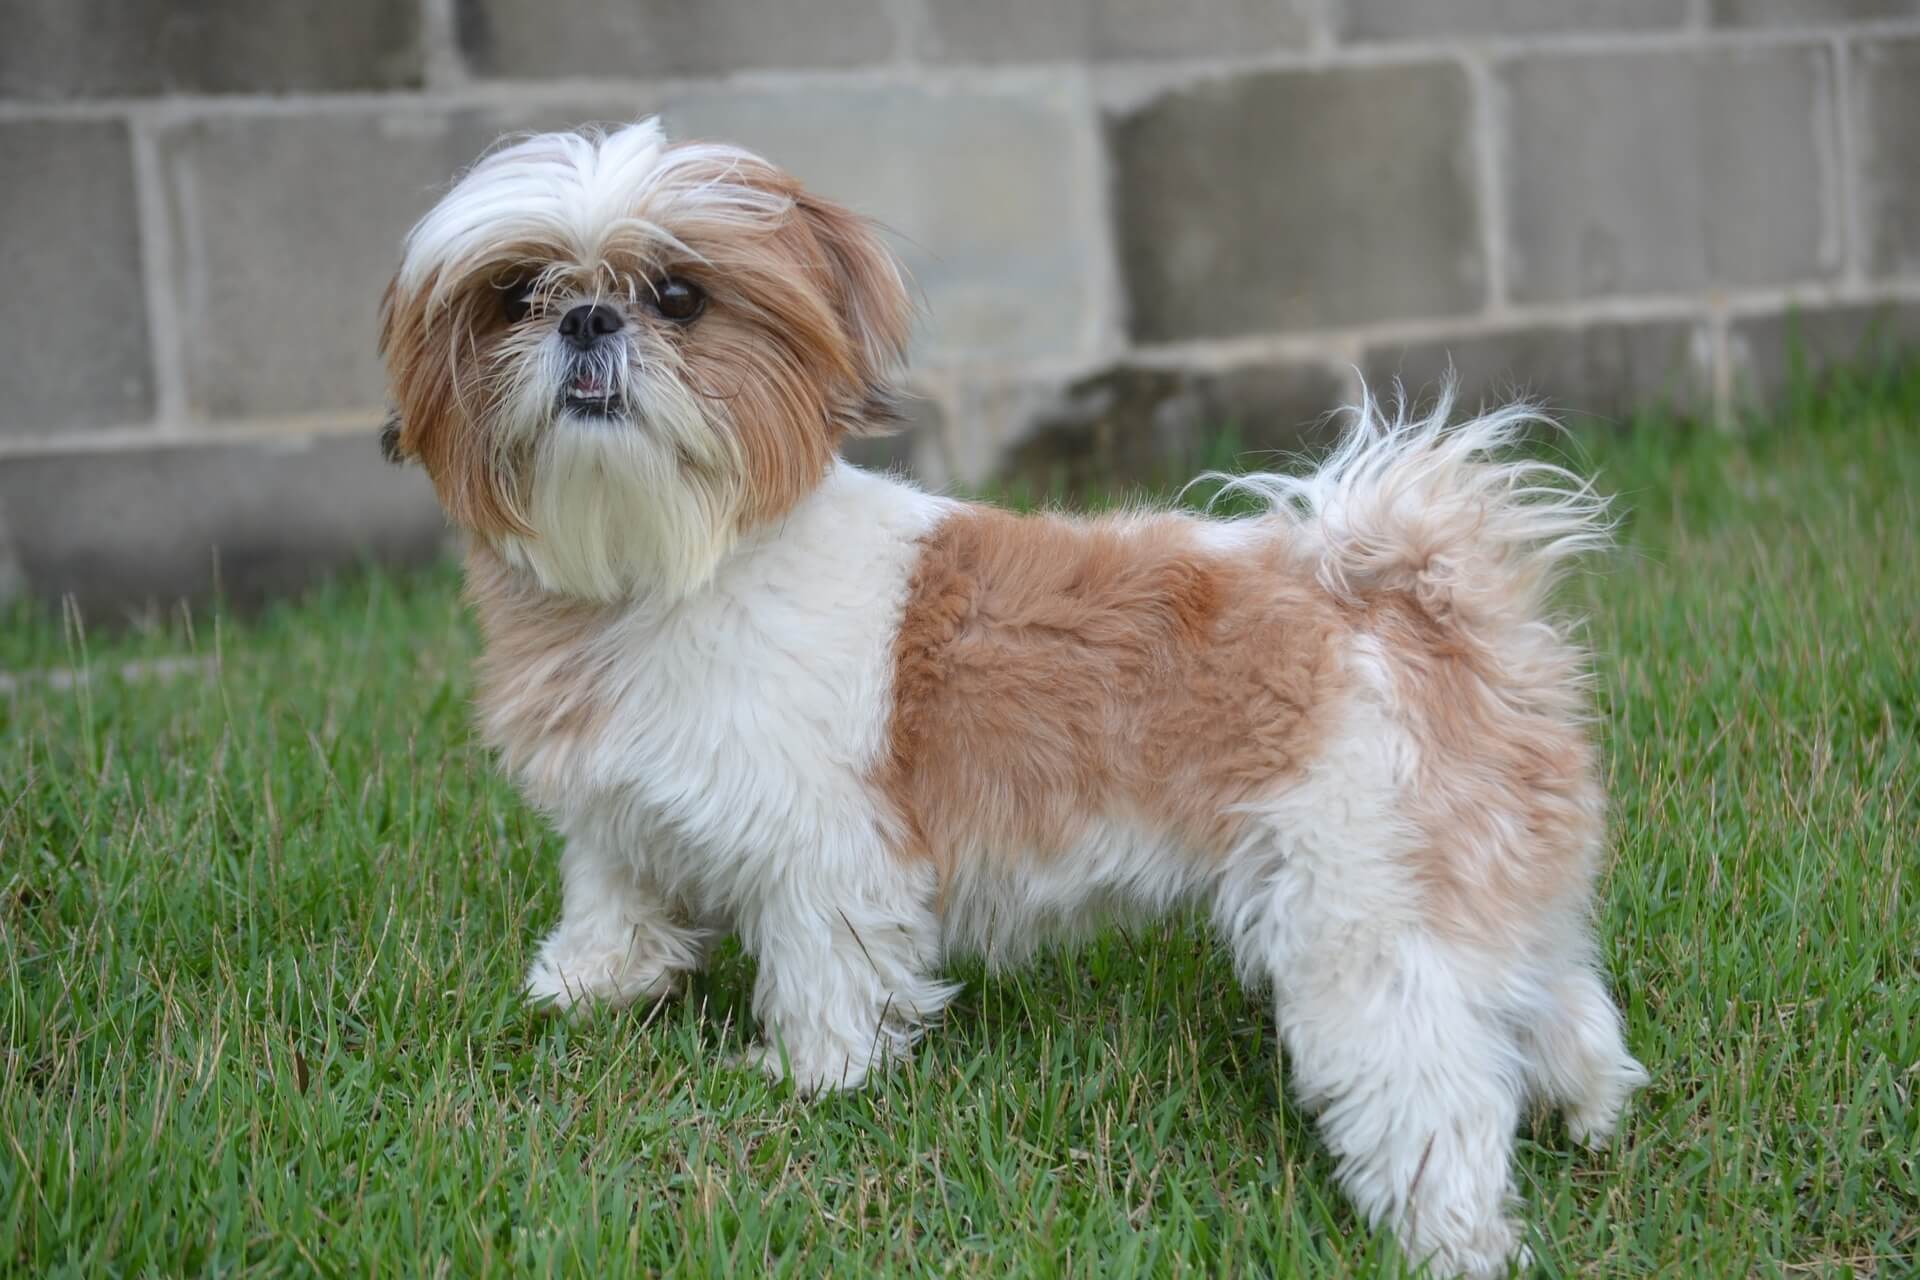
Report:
525,836,709,1013
737,861,954,1096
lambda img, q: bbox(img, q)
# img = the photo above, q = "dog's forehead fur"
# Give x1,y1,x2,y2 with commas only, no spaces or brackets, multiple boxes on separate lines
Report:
396,121,795,303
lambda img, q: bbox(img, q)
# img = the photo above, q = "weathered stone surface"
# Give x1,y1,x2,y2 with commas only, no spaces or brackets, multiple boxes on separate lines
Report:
158,110,532,423
1111,65,1484,343
0,120,152,437
1711,0,1920,23
1364,319,1713,426
918,0,1308,62
1854,37,1920,279
1729,300,1920,405
1503,46,1839,303
996,360,1347,496
458,0,891,79
0,430,447,615
1342,0,1683,41
663,85,1096,363
0,0,419,99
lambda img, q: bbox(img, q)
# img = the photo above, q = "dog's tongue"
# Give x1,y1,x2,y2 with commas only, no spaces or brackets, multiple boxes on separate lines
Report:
571,372,608,397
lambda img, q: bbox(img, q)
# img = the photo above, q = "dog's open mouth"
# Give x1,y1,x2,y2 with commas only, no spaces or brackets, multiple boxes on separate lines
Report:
561,370,622,417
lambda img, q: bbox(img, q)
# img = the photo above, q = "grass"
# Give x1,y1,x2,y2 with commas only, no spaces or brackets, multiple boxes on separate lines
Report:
3,371,1917,1278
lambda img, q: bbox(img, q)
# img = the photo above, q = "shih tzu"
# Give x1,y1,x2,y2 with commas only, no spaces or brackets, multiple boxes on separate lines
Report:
379,119,1645,1277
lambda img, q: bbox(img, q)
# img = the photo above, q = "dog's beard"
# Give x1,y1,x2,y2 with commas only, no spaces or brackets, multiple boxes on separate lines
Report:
491,337,744,602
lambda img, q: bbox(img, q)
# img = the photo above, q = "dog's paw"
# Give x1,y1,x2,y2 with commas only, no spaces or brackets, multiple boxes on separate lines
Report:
731,1041,869,1097
524,942,680,1014
1564,1055,1649,1149
1415,1218,1529,1279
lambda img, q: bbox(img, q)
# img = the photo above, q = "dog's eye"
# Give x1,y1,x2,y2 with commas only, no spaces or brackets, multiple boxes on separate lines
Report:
497,275,535,323
650,277,705,324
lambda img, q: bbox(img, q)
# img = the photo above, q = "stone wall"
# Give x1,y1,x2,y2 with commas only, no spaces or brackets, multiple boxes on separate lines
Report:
3,0,1918,611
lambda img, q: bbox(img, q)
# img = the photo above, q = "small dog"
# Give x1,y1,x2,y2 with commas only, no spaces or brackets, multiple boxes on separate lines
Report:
380,119,1646,1277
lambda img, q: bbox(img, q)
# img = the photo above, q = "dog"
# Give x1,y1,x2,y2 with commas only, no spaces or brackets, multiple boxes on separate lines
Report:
379,118,1646,1277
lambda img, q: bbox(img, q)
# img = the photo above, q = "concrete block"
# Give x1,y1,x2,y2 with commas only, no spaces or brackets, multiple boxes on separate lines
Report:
1341,0,1683,41
1364,318,1713,426
1710,0,1920,24
917,0,1309,63
662,85,1098,363
1854,37,1920,279
0,0,419,99
1502,46,1839,303
1110,64,1485,342
458,0,891,79
1729,300,1920,405
158,109,550,423
0,120,152,437
0,430,447,616
995,359,1347,495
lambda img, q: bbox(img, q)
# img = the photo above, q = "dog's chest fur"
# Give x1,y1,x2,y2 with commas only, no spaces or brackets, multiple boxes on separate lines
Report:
464,464,951,904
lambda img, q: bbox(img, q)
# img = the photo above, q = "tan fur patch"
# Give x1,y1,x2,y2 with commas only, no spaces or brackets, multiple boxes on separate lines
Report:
379,278,531,538
1370,598,1606,942
463,543,621,790
879,505,1347,878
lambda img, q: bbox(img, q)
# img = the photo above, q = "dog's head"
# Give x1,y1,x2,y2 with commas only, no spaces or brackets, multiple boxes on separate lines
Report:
380,118,912,600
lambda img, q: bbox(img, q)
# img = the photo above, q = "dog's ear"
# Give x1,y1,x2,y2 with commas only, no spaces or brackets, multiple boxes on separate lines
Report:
380,410,407,464
377,271,528,535
796,193,914,433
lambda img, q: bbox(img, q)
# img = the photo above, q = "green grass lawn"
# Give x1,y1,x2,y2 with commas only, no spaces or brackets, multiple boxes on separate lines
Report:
3,376,1917,1277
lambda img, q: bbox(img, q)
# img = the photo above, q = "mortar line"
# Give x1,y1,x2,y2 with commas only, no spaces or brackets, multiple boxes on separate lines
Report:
1463,49,1508,319
7,20,1920,125
1073,68,1128,364
1709,303,1735,430
127,107,187,433
419,0,467,90
1833,34,1865,289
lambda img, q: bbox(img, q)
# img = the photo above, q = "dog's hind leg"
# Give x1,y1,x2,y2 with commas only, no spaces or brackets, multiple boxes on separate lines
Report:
1260,918,1528,1277
1214,708,1529,1276
1518,952,1648,1147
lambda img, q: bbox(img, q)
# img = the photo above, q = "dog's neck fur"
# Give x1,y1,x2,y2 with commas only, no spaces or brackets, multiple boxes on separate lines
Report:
463,459,952,806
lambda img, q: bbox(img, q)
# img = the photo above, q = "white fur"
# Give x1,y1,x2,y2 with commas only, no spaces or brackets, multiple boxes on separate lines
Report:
503,439,1643,1279
402,122,1644,1279
514,462,963,1091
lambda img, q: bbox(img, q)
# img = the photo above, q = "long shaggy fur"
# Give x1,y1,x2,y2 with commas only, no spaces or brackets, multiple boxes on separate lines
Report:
381,120,1646,1280
1215,382,1612,631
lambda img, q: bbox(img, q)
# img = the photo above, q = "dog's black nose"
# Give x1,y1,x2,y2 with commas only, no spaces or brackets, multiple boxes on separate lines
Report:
558,303,623,351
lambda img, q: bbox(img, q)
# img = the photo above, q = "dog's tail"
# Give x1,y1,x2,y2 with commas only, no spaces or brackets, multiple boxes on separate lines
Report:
1211,379,1611,635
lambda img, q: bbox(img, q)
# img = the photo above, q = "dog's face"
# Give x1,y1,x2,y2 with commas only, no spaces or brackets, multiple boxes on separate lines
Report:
380,119,912,599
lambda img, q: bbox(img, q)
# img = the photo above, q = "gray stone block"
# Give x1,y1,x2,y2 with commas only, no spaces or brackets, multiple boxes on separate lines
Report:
996,360,1347,495
918,0,1309,63
1341,0,1683,41
1711,0,1920,23
1855,37,1920,279
0,430,447,616
1502,46,1839,303
0,120,152,438
0,0,419,99
662,85,1096,363
1363,318,1713,427
458,0,891,79
159,110,530,423
1111,65,1485,343
1729,301,1920,405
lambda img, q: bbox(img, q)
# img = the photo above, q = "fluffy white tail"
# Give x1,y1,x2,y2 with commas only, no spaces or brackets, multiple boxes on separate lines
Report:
1211,380,1612,630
